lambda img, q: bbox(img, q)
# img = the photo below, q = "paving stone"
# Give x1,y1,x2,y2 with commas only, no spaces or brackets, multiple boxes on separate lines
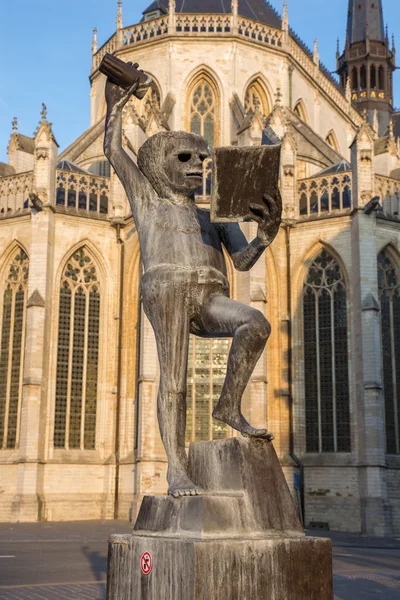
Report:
0,584,106,600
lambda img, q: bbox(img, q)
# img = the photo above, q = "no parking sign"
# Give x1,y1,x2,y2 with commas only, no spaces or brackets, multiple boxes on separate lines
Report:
140,551,153,575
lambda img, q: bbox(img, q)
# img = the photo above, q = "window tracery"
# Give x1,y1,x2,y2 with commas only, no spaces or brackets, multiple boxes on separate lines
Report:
54,248,100,450
303,250,351,453
244,81,269,117
141,84,161,128
0,248,29,450
188,77,218,148
186,336,231,443
378,250,400,454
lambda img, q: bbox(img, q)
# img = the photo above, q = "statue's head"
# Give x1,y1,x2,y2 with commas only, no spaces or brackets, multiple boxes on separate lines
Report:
138,131,209,199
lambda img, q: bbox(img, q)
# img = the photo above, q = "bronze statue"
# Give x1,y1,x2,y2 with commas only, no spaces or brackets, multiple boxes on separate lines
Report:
104,73,282,499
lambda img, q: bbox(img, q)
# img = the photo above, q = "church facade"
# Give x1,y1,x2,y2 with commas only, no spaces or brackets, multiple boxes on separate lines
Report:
1,0,400,536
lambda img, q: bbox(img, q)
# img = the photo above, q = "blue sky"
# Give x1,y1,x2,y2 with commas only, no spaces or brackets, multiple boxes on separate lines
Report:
0,0,399,163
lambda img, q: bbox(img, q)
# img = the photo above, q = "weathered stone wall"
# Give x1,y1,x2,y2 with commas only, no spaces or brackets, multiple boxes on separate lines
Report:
386,467,400,535
304,466,362,532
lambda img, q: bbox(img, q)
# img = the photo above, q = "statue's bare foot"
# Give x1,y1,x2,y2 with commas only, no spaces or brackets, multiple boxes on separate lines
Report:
213,405,274,441
168,472,203,498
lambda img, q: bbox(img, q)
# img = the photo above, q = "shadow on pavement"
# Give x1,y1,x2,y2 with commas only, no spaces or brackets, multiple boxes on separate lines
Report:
82,544,108,582
334,549,400,573
334,575,400,600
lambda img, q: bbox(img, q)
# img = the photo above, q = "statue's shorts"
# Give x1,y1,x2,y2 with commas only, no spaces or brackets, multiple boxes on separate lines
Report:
140,266,267,389
141,266,230,326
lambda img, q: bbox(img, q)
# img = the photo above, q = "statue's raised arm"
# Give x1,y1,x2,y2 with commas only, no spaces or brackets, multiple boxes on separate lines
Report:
104,78,154,220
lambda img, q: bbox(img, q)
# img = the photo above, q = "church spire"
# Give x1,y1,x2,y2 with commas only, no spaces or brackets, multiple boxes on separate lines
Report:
116,1,123,47
338,0,395,136
346,0,385,44
92,27,98,55
282,2,288,34
116,0,123,30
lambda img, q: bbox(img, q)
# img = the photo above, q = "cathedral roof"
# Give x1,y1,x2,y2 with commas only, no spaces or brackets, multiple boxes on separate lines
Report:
288,112,344,167
390,167,400,181
346,0,385,44
0,162,16,177
143,0,282,28
59,119,105,163
313,160,351,177
143,1,168,15
57,160,92,174
13,133,35,155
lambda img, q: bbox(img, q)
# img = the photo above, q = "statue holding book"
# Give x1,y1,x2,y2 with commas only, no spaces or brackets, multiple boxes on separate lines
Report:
102,55,282,500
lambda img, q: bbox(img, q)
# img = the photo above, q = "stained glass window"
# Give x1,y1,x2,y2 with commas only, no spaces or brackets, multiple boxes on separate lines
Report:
0,249,29,450
186,336,230,443
303,250,351,453
244,82,269,117
54,248,100,450
189,78,218,148
378,250,400,454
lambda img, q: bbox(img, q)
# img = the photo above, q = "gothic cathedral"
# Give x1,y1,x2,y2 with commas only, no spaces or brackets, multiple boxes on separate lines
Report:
0,0,400,536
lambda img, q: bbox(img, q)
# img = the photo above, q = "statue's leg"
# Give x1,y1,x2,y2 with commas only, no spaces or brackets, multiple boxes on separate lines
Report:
192,294,273,439
143,280,202,498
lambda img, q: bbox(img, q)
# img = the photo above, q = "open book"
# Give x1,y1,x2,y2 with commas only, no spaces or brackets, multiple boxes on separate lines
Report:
211,142,281,223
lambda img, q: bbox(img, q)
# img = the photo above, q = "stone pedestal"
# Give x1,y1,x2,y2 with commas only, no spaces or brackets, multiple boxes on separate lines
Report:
107,438,333,600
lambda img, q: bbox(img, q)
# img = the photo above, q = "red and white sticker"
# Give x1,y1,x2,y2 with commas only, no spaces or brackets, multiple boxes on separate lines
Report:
140,551,153,575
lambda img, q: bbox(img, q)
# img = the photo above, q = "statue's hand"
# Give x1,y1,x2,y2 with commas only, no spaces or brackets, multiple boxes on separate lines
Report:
249,190,282,247
105,62,140,111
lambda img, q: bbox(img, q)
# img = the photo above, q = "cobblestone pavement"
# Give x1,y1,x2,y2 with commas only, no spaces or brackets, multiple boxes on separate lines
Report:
0,583,106,600
1,575,399,600
0,523,399,599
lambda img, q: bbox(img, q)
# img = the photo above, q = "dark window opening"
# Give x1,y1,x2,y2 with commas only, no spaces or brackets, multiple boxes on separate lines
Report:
304,250,351,453
360,65,367,90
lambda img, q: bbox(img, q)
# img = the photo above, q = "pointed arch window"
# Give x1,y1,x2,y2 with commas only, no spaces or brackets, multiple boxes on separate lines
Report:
371,65,377,90
0,248,28,450
360,65,367,90
186,337,231,444
325,131,340,153
378,249,400,454
303,250,351,453
188,76,218,148
141,83,161,129
293,100,308,124
352,67,359,91
378,66,385,90
244,81,270,117
54,249,100,450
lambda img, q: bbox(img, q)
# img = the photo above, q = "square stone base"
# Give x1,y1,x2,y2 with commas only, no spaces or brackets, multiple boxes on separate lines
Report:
107,533,333,600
